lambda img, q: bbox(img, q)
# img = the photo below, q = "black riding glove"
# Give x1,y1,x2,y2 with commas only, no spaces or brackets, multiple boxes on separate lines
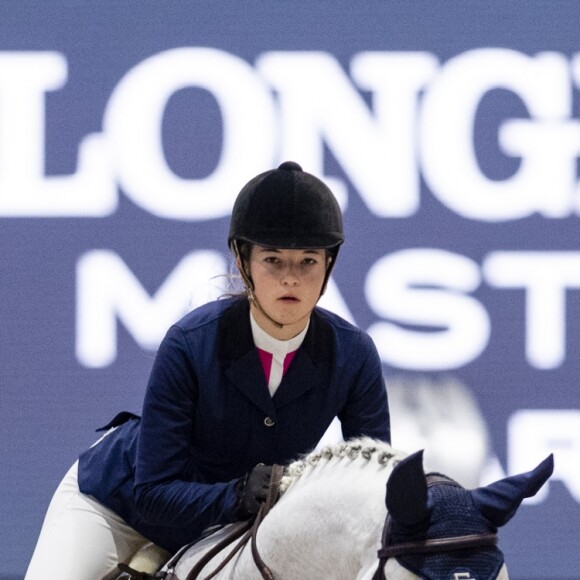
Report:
234,463,273,520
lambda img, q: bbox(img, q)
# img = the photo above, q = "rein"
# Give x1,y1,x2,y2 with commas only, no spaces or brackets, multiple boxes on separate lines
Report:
371,474,498,580
184,464,285,580
118,465,284,580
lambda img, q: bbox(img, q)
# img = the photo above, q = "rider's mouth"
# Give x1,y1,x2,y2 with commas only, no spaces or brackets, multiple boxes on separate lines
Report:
279,296,299,303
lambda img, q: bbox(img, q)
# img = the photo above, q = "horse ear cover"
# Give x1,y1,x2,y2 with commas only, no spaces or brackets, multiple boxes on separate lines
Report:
470,454,554,527
386,450,429,527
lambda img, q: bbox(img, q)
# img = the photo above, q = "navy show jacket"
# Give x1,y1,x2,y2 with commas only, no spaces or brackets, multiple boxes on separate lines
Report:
78,297,390,552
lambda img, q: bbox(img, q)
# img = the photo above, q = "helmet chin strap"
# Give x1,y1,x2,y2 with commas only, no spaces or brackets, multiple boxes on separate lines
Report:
249,294,285,330
233,242,285,329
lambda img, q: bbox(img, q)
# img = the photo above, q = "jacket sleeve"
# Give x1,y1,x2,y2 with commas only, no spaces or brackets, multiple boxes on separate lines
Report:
338,331,391,444
134,325,239,529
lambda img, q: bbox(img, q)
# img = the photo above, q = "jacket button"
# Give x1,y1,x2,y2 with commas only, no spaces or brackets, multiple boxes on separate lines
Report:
264,417,275,427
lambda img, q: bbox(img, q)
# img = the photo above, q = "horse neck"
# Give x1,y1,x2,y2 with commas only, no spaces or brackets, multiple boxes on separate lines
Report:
176,440,403,580
257,443,400,577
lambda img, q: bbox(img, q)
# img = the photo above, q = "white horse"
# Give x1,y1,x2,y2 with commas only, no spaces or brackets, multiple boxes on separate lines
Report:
151,438,552,580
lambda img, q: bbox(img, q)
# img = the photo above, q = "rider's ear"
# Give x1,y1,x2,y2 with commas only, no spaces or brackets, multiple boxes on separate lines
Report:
386,450,429,528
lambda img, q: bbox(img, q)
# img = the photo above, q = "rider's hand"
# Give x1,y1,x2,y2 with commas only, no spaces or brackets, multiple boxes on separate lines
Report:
234,464,273,520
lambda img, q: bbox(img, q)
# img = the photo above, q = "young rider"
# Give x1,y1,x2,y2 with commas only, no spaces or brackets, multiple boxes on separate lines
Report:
26,161,391,579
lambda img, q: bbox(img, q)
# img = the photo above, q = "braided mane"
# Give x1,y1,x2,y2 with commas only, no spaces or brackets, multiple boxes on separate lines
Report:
279,437,405,493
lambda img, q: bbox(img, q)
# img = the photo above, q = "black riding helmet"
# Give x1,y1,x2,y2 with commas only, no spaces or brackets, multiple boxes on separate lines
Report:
228,161,344,253
228,161,344,300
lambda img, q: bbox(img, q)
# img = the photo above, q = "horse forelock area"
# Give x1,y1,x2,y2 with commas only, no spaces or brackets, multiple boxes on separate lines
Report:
279,437,404,494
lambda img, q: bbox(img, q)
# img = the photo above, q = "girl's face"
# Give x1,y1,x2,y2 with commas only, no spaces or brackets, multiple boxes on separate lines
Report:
245,245,330,339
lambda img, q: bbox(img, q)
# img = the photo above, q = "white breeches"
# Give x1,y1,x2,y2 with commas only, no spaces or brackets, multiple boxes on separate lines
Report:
25,461,169,580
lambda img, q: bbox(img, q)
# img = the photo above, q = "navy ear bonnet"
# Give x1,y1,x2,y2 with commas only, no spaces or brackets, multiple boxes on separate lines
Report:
385,452,553,580
391,480,504,580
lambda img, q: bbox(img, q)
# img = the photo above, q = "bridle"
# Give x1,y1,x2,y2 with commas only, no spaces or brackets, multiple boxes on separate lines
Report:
371,474,498,580
119,469,498,580
184,471,497,580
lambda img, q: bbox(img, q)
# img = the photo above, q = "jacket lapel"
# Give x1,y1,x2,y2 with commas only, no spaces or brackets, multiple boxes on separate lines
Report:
219,298,276,417
273,309,333,408
272,350,321,408
225,349,276,417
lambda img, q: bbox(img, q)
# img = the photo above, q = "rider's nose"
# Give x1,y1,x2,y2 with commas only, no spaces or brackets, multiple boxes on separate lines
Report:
281,266,299,285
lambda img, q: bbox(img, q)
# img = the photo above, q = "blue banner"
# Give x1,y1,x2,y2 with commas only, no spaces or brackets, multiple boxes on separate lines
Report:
1,2,579,577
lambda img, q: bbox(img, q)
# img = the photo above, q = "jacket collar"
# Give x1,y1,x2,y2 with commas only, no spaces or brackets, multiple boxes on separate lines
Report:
218,297,333,414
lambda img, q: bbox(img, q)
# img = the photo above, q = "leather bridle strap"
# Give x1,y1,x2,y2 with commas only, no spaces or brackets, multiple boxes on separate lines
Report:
186,464,285,580
183,520,254,580
250,465,285,579
377,531,498,558
371,526,498,580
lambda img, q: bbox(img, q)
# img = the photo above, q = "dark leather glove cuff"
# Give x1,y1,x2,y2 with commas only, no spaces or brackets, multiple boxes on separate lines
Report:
234,463,273,520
